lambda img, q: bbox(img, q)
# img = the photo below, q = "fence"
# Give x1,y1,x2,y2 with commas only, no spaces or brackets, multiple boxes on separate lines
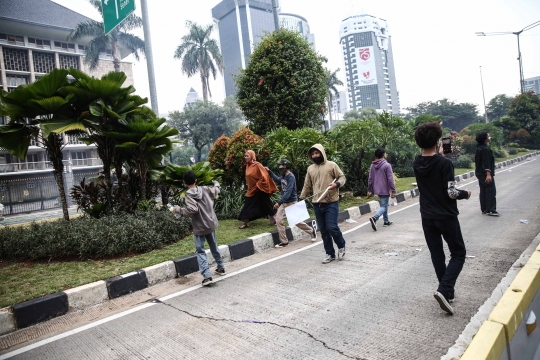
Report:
0,170,101,216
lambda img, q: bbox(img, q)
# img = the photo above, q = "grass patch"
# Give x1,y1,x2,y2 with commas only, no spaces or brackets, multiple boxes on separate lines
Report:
495,150,531,163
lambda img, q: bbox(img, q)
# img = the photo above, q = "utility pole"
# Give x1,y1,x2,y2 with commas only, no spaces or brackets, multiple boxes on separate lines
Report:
271,0,280,31
479,66,489,123
476,20,540,94
140,0,159,115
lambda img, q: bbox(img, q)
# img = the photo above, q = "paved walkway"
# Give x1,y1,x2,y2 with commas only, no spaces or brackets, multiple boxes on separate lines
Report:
0,207,80,226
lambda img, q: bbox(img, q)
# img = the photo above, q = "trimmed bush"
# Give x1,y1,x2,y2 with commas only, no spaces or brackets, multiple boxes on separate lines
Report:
393,165,415,178
509,142,519,147
0,210,191,261
518,148,528,152
452,154,473,169
492,148,508,158
507,147,518,155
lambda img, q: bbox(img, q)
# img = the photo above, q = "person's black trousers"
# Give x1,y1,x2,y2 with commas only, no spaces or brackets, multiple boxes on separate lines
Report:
478,176,497,213
422,217,466,300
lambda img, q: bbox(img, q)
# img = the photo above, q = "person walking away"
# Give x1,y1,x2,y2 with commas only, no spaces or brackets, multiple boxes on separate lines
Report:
173,170,225,286
475,131,498,216
266,159,317,247
300,144,347,264
367,148,396,231
413,121,471,315
238,150,279,229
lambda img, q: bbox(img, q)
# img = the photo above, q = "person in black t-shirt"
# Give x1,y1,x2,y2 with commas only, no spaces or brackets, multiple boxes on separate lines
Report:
413,121,471,315
475,131,498,216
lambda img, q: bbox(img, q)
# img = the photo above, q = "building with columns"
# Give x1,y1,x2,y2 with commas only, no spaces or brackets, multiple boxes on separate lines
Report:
0,0,135,175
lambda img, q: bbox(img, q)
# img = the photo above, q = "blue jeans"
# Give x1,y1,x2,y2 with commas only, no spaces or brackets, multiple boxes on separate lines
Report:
373,195,389,223
313,202,346,257
194,232,224,279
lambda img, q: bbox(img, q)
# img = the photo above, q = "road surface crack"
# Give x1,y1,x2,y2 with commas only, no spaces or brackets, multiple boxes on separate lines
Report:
153,299,364,360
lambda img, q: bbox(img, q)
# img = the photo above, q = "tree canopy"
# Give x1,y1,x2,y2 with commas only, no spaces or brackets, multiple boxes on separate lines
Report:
486,94,512,122
235,28,327,135
405,99,482,132
508,91,540,133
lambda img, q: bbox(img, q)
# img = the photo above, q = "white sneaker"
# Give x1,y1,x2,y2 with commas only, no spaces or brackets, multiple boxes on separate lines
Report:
434,291,454,315
322,254,335,264
310,229,317,242
338,247,345,260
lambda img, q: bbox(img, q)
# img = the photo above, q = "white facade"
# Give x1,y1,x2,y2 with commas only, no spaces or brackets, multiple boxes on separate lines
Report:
524,76,540,95
185,88,201,106
339,13,400,114
279,13,315,49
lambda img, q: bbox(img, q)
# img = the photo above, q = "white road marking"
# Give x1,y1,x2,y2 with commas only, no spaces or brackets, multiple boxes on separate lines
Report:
0,158,536,359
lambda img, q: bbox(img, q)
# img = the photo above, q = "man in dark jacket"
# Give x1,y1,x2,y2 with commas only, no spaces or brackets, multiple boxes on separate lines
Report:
413,121,471,315
475,131,498,216
266,159,316,247
367,148,396,231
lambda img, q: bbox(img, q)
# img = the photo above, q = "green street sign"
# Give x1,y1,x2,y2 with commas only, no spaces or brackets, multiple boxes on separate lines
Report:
102,0,136,35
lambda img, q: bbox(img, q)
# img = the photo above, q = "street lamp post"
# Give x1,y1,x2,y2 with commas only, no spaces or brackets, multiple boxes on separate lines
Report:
476,21,540,94
479,66,488,123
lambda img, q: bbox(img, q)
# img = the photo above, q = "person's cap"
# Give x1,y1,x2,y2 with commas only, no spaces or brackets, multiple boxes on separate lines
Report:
276,159,291,167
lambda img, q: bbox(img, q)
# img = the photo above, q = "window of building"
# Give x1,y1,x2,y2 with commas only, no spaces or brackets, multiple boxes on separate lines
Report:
54,41,76,52
6,75,28,92
0,116,6,125
28,38,51,49
26,154,39,169
0,33,24,46
2,47,29,71
59,54,80,70
33,51,55,73
78,44,86,52
71,151,88,166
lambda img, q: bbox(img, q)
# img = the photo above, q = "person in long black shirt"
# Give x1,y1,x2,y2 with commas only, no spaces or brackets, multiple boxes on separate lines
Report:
475,131,498,216
413,121,471,315
266,159,316,247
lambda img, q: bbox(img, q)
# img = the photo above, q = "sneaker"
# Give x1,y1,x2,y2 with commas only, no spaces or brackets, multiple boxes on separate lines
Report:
322,255,335,264
275,242,289,248
481,210,487,215
383,221,394,227
215,268,226,275
434,291,454,315
202,277,213,286
311,229,317,242
487,211,500,216
338,247,346,260
370,217,377,231
448,297,455,304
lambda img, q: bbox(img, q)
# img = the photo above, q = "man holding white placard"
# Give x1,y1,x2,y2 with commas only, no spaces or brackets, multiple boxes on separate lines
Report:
300,144,347,264
266,159,316,248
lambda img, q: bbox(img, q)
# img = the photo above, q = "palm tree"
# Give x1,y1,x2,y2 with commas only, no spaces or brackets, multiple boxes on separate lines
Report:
68,0,145,72
174,21,224,101
325,68,344,122
0,69,87,220
104,116,178,200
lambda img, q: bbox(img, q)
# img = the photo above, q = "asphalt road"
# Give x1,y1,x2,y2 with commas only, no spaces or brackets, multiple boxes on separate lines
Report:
2,158,540,360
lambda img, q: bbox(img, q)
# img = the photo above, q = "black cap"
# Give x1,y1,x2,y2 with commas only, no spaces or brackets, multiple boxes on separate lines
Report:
276,159,291,168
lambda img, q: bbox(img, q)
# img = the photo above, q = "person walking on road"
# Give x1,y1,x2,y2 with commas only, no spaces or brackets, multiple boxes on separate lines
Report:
413,121,471,315
237,150,279,229
173,170,225,286
266,159,317,248
475,131,498,216
300,144,347,264
367,148,396,231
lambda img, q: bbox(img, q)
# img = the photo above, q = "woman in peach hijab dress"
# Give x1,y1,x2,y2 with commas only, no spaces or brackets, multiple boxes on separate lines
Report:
237,150,278,229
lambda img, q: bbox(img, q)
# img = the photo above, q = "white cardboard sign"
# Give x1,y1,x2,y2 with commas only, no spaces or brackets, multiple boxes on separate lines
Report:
284,200,310,226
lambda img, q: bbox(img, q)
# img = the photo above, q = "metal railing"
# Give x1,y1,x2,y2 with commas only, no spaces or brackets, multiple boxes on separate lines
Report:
0,158,103,173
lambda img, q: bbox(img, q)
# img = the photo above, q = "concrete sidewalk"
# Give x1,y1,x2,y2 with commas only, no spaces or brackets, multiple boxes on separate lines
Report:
0,207,80,227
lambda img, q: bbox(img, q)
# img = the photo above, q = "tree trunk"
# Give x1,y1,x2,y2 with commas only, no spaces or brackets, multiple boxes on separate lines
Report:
206,75,212,99
45,134,69,221
328,98,333,122
113,40,121,72
200,71,208,101
54,169,70,221
139,166,147,201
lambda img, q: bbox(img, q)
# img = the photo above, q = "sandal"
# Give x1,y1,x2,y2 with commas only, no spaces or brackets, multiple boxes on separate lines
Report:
238,223,249,229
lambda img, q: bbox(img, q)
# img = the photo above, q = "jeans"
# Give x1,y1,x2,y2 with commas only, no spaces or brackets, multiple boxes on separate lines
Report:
478,176,496,213
313,201,346,257
422,217,466,300
373,195,389,223
194,232,224,279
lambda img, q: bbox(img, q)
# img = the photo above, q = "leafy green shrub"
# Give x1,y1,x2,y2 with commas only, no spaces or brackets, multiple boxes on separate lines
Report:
461,135,476,155
507,147,518,155
214,186,280,220
223,127,268,186
518,148,528,152
452,154,473,169
0,210,191,260
509,142,519,147
393,165,415,178
492,148,508,158
153,161,223,197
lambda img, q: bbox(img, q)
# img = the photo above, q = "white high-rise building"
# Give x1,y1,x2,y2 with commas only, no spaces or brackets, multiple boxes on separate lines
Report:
279,13,315,49
185,88,200,106
339,13,400,114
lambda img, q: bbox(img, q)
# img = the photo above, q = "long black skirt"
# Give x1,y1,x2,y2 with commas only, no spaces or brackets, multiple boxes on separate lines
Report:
238,190,276,222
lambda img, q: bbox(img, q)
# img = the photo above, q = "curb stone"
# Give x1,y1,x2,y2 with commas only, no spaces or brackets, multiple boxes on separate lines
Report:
1,151,537,336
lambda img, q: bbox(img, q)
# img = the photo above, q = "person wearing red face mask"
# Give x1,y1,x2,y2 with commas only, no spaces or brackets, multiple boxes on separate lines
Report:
237,150,278,229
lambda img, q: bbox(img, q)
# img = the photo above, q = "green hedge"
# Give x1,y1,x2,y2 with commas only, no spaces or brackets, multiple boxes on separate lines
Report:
0,210,191,261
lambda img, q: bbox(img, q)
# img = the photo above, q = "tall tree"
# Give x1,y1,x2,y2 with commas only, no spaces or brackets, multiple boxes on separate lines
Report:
0,69,86,220
486,94,512,122
406,99,482,132
508,91,540,133
325,68,343,122
168,100,241,161
236,28,328,135
68,0,145,72
174,21,224,101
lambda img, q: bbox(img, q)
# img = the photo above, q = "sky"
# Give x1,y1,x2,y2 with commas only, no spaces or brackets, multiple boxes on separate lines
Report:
52,0,540,116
